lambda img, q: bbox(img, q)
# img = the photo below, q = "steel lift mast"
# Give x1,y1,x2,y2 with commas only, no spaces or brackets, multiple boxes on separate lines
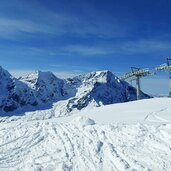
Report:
120,67,151,100
155,58,171,97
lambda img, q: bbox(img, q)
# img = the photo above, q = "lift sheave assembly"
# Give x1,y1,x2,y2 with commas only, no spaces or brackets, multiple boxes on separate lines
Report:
121,58,171,100
120,67,151,100
155,58,171,97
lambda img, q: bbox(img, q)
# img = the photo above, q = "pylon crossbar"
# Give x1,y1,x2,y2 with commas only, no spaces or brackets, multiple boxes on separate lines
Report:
154,57,171,97
155,65,171,71
120,68,150,80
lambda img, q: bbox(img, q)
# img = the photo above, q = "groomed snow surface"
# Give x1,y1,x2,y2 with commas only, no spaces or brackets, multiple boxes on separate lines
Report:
0,98,171,171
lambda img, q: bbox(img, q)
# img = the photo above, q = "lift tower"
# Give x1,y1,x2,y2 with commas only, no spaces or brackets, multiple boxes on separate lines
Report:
155,58,171,97
120,67,151,100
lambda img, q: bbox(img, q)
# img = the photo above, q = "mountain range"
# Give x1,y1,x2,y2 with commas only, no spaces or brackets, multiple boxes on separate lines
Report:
0,66,150,115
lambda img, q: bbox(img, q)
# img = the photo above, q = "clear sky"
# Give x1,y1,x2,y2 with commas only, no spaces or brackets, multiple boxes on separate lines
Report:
0,0,171,95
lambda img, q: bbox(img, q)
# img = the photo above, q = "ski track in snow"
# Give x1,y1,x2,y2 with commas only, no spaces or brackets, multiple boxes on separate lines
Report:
145,108,171,123
0,120,171,171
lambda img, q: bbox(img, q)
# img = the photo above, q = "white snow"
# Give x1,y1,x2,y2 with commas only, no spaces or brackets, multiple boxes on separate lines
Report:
75,97,171,124
0,97,171,171
71,116,96,126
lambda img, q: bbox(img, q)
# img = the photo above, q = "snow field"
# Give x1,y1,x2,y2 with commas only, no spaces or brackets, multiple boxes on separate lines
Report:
0,98,171,171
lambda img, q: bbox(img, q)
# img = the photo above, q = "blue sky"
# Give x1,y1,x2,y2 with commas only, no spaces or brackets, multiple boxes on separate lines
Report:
0,0,171,95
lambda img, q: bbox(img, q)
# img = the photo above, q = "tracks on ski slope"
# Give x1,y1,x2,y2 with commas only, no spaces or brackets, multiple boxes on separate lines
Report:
0,119,171,171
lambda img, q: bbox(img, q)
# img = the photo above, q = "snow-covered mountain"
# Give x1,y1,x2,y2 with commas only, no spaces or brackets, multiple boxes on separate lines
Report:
20,71,66,103
57,71,150,116
0,67,150,115
0,66,37,113
0,68,69,114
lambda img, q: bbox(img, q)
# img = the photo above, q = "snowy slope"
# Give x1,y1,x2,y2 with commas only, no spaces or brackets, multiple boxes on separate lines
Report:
0,98,171,171
59,97,171,124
